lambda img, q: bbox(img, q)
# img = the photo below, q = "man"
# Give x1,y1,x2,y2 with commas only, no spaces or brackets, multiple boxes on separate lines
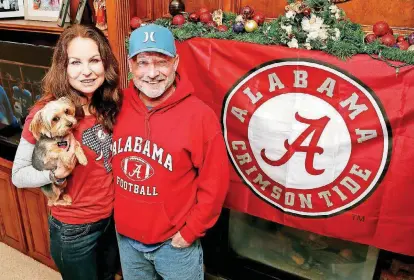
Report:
112,24,230,280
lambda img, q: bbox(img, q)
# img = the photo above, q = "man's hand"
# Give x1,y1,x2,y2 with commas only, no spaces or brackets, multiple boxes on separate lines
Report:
171,231,191,248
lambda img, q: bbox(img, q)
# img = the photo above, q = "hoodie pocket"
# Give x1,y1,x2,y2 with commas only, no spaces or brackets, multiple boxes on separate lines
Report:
115,196,175,243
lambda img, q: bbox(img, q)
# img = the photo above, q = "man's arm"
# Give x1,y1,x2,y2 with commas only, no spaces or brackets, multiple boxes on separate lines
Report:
179,132,230,244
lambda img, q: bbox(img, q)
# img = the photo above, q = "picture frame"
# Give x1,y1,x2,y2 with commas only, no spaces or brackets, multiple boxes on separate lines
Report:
24,0,68,22
73,0,87,24
0,0,24,19
56,0,69,27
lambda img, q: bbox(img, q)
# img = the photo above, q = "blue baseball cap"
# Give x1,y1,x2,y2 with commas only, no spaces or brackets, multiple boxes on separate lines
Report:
128,24,176,59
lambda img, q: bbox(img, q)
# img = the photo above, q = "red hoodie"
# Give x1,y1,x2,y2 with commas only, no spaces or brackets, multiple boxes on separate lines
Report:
112,77,229,244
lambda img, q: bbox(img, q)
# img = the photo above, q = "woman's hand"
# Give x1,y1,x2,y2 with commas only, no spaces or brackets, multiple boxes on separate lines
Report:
53,134,77,179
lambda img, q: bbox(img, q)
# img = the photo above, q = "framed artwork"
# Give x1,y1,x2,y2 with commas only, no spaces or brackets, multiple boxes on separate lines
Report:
0,0,24,19
73,0,87,24
56,0,69,27
0,40,54,145
24,0,67,21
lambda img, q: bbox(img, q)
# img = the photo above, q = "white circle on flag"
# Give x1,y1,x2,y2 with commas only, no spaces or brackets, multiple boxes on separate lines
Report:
248,93,351,190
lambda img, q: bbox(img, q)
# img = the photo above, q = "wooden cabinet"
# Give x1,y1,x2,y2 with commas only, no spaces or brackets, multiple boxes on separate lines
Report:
17,187,56,270
0,158,26,253
0,158,56,269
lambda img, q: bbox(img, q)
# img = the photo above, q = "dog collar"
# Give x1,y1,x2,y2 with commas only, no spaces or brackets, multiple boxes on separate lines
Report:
57,139,68,149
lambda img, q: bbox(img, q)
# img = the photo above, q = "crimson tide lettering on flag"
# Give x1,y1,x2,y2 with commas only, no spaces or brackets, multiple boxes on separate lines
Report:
176,38,414,256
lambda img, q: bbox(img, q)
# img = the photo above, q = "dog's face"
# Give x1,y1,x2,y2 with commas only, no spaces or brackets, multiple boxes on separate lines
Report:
30,97,77,140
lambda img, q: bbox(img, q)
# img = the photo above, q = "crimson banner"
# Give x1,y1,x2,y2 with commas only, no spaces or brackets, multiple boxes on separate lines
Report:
176,38,414,256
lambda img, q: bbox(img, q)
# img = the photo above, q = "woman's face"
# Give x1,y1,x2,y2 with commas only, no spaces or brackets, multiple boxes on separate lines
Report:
66,37,105,97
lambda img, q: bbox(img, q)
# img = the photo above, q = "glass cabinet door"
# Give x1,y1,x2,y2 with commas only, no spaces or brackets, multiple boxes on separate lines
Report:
229,210,379,280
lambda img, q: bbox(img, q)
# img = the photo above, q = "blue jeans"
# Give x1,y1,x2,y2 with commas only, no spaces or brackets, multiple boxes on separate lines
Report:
48,215,119,280
116,232,204,280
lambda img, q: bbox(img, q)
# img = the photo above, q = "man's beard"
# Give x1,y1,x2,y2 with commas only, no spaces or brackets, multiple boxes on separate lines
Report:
134,73,175,99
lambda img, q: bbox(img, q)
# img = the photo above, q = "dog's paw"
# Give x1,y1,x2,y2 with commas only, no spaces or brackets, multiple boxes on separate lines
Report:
78,155,88,166
62,194,72,204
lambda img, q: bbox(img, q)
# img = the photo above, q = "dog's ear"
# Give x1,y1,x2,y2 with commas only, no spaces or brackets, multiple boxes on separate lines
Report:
29,110,44,140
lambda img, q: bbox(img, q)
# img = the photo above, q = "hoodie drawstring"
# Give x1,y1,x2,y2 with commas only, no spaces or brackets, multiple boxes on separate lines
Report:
145,114,151,140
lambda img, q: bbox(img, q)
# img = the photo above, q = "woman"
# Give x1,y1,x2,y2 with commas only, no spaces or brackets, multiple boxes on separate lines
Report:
12,25,122,280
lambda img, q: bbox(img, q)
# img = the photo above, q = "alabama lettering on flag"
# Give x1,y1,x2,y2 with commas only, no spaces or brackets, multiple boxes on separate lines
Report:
176,38,414,256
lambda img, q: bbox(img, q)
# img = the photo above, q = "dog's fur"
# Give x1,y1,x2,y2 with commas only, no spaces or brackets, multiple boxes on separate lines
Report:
30,97,87,206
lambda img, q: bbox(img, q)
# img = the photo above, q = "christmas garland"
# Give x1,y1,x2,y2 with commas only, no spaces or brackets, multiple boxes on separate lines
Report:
149,0,414,66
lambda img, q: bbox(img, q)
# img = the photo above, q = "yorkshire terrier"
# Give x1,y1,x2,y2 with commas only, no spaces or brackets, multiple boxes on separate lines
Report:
30,97,87,206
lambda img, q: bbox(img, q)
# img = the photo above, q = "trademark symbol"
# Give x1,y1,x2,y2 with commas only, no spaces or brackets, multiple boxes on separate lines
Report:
352,214,365,222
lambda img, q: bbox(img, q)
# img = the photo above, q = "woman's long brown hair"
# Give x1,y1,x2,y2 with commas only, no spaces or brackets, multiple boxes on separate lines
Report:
37,24,122,132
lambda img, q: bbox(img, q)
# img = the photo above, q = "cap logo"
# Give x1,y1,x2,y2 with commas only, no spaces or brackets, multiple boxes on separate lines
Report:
143,32,155,43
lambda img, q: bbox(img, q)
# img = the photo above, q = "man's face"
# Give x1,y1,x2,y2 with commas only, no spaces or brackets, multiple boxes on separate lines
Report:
129,52,178,99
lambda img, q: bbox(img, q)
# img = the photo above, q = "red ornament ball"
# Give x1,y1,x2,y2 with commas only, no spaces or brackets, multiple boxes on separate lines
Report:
373,21,390,37
387,28,394,35
130,17,142,30
396,35,405,42
380,33,396,47
364,33,377,44
206,21,217,28
397,40,410,50
189,12,199,22
303,7,311,17
199,12,212,23
172,14,186,25
252,13,265,26
241,6,255,19
198,7,209,15
217,25,228,32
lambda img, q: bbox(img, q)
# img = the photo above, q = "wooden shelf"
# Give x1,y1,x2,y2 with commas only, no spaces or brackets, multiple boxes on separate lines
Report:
0,19,108,37
0,19,68,34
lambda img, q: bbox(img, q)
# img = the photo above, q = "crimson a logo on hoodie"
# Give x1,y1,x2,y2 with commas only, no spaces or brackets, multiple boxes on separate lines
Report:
121,156,155,181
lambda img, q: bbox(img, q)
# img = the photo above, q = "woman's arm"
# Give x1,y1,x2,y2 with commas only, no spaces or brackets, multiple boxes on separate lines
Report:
12,137,51,188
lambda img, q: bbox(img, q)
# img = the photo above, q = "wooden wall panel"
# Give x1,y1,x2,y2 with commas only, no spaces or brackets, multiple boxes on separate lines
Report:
338,0,414,28
137,0,414,31
182,0,224,13
238,0,285,19
107,0,131,89
133,0,153,21
155,0,224,18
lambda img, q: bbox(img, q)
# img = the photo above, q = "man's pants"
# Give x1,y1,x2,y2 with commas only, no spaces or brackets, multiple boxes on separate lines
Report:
49,215,119,280
116,232,204,280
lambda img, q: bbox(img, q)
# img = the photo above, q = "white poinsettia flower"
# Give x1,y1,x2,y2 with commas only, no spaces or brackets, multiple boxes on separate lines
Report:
335,12,341,19
329,5,339,14
318,28,328,40
287,38,299,48
303,42,312,50
235,15,244,23
332,28,340,40
281,24,293,35
301,14,324,33
307,31,319,40
286,10,296,19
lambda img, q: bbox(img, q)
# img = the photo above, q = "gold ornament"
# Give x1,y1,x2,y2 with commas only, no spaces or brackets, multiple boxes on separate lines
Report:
244,20,258,32
212,9,223,26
